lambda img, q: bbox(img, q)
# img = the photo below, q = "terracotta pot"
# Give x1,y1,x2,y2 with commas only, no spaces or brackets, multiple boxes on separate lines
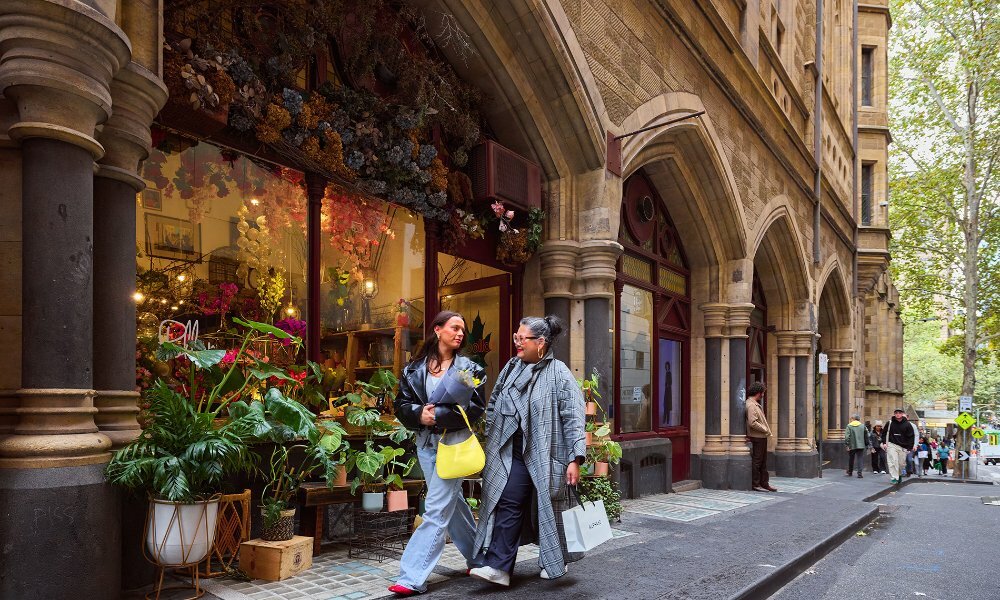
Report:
386,489,408,512
586,432,593,446
333,465,348,487
594,462,610,476
585,402,598,416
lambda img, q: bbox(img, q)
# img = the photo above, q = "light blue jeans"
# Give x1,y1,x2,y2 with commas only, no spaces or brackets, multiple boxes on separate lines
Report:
395,431,479,592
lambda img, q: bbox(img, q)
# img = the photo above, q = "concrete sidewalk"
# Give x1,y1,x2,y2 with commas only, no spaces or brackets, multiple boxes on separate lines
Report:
136,469,993,600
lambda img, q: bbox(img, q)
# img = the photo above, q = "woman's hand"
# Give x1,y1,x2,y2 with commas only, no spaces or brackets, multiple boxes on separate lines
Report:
566,461,580,486
420,403,437,426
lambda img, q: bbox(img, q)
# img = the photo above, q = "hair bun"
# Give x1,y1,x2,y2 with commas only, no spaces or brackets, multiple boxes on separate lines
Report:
543,314,564,339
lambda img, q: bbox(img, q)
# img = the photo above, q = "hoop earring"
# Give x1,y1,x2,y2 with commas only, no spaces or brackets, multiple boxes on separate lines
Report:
537,345,544,359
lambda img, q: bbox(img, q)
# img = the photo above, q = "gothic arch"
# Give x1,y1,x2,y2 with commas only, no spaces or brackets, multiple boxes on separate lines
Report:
750,199,812,331
816,256,853,349
421,0,607,180
619,93,748,301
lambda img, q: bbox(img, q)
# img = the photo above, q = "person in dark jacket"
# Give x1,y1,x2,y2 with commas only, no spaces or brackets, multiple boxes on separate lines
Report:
869,421,887,474
389,311,487,596
880,408,916,484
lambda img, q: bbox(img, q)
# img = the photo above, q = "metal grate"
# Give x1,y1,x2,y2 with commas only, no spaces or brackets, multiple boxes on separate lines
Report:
349,508,415,562
659,266,686,295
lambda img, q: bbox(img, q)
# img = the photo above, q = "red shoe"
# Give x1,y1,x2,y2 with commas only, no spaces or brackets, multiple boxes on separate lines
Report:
388,584,420,596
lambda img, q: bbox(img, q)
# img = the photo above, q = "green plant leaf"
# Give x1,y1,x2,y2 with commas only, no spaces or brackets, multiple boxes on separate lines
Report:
233,316,293,339
263,387,315,438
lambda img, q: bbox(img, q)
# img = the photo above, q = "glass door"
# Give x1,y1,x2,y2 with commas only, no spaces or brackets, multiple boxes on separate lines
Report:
438,254,511,400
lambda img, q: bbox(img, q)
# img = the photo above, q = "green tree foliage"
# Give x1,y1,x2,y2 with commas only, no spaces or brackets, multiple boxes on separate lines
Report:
889,0,1000,397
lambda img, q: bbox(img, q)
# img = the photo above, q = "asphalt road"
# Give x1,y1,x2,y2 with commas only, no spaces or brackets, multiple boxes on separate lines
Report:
772,472,1000,600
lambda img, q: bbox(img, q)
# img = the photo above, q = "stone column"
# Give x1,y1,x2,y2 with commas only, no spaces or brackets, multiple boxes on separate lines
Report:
700,303,728,488
0,2,131,598
539,240,580,364
93,62,168,449
579,240,621,409
793,332,818,477
774,331,813,476
725,303,755,490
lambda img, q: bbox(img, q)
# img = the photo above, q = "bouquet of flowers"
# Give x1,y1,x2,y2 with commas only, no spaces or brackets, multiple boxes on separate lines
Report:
429,367,485,408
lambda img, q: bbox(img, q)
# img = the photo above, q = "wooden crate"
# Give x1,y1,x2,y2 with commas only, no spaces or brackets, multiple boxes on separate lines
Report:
239,536,313,581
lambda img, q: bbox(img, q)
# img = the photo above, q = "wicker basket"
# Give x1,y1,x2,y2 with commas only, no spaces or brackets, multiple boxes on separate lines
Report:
260,508,296,542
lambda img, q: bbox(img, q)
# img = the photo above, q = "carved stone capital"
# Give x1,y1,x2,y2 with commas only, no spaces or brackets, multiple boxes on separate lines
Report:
826,348,854,369
0,0,131,158
701,303,729,338
93,389,141,449
702,434,728,456
725,303,756,338
775,330,816,357
0,388,112,467
577,240,623,299
538,240,580,299
97,61,168,190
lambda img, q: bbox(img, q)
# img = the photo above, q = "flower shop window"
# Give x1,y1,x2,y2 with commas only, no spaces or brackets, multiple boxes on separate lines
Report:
137,140,309,353
319,197,426,392
618,284,654,434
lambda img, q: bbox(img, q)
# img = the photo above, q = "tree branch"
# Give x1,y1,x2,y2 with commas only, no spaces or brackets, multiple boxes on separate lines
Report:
896,144,964,224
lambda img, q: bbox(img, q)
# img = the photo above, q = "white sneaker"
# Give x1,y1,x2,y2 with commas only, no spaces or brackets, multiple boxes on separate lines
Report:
469,566,510,587
540,565,568,580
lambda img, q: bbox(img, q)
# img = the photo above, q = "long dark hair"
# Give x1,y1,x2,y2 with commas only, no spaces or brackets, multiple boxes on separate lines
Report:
411,310,467,372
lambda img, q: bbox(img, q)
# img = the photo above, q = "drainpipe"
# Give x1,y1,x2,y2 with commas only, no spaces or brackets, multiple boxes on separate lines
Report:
813,0,824,265
852,0,860,299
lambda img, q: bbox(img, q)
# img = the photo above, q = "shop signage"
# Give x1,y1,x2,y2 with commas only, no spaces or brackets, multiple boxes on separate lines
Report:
818,352,828,375
158,319,200,348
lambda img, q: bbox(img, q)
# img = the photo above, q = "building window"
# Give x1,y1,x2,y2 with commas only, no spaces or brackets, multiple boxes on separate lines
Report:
861,47,874,106
619,284,654,434
861,163,873,225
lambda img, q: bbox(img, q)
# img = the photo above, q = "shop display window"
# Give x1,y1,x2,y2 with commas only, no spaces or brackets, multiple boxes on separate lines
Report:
619,284,654,433
136,140,308,348
319,202,426,392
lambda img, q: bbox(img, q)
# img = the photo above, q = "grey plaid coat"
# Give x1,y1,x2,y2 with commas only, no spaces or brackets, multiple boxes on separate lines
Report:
473,353,587,578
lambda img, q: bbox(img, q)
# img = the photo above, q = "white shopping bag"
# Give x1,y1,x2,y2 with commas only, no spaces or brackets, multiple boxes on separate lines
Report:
562,498,613,552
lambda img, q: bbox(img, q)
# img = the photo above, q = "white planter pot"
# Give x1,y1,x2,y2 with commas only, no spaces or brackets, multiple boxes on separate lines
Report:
361,492,385,512
146,498,220,566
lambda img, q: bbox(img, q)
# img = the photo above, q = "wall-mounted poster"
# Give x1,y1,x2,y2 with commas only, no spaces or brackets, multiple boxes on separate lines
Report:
141,188,162,211
145,214,201,262
658,339,682,427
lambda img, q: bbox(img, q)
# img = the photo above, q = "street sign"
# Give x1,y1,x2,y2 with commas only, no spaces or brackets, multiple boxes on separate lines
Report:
818,352,828,375
956,412,976,429
960,395,973,411
958,450,971,461
972,428,986,440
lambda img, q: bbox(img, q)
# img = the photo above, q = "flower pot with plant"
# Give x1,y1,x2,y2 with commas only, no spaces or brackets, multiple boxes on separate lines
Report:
578,370,603,417
587,438,623,477
106,318,303,569
380,445,417,512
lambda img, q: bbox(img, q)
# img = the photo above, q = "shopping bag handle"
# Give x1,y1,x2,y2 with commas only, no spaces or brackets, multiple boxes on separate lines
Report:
566,483,587,510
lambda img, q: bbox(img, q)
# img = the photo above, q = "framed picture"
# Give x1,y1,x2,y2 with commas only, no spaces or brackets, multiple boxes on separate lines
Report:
145,214,201,262
141,188,162,211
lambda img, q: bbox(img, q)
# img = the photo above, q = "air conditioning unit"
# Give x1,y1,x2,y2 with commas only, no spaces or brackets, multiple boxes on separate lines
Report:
469,140,542,212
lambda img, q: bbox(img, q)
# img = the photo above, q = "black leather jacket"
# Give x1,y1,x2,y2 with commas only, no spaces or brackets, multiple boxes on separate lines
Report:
394,355,487,432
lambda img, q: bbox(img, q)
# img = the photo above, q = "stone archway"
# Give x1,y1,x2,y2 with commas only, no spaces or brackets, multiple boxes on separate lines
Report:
749,201,816,477
816,257,855,468
618,94,751,489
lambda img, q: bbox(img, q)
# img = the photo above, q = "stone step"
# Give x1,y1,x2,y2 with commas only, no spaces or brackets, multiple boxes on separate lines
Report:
671,479,703,493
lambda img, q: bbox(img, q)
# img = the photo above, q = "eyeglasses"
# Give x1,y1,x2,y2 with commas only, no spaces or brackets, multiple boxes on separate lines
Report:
513,335,540,345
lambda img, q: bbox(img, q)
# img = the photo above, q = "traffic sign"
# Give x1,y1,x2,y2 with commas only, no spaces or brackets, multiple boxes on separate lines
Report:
960,395,973,411
956,412,976,429
972,428,985,440
958,450,971,461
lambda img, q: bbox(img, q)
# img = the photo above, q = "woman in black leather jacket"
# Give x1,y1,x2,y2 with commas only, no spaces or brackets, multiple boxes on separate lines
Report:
389,310,487,596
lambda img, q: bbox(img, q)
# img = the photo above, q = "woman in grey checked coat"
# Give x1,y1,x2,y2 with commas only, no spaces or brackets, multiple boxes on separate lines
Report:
469,315,587,587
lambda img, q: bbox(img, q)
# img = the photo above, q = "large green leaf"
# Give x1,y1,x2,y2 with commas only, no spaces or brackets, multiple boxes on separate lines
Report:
184,348,227,369
354,448,385,477
318,430,343,452
233,317,293,339
263,388,315,438
248,361,297,382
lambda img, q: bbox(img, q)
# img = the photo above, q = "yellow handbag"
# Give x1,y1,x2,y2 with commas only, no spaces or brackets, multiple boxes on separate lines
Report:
436,405,486,479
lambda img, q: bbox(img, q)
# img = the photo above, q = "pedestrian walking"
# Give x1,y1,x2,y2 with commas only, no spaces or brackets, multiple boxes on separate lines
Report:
745,381,777,492
902,414,920,478
389,311,488,596
844,414,869,478
918,437,931,476
936,443,950,475
881,409,916,484
469,315,586,587
869,421,887,474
